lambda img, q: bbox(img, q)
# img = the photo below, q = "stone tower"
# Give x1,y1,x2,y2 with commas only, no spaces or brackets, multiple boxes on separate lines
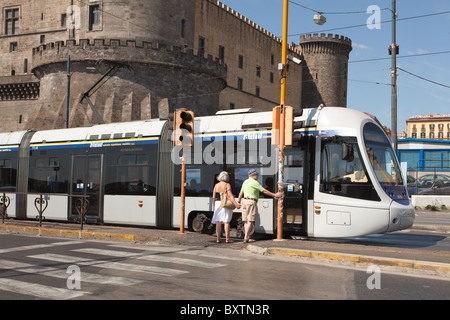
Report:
28,0,226,129
298,34,352,108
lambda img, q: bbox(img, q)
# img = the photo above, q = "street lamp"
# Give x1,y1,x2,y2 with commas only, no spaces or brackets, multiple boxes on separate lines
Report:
314,13,327,25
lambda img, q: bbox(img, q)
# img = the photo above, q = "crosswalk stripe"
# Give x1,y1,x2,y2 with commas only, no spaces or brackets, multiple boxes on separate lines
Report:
73,248,227,269
110,244,250,261
0,278,88,300
29,253,189,277
0,240,83,254
0,260,143,286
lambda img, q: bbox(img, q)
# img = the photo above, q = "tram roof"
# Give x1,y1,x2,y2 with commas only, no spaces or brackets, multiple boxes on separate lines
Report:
30,119,167,144
0,131,29,146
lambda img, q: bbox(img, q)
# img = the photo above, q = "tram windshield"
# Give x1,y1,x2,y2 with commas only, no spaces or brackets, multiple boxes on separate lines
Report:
363,122,403,186
320,136,380,201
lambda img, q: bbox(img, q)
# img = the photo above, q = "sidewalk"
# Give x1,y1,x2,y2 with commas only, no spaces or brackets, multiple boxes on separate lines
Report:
1,212,450,277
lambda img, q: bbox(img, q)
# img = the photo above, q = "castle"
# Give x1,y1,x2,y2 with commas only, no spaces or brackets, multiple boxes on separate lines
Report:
0,0,352,131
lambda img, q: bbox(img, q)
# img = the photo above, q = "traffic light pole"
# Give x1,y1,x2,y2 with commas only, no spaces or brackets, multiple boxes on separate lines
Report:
180,148,186,234
277,0,289,240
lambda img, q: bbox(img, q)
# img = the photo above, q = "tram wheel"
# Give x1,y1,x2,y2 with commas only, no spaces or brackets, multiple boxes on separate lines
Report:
192,213,212,233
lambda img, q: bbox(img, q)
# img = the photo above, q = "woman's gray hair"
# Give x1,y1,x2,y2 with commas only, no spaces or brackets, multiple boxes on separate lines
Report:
217,171,229,182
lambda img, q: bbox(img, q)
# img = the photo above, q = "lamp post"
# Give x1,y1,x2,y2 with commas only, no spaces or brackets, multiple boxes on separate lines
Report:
390,0,398,153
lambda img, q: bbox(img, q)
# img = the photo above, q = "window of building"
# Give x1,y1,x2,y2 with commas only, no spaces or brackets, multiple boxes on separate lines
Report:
238,55,243,69
88,4,101,31
439,123,444,130
271,54,274,65
61,13,67,27
218,46,225,61
40,35,45,44
412,133,417,139
439,132,443,139
181,19,185,38
9,42,18,52
237,78,243,90
430,132,434,139
420,132,426,138
256,66,261,77
198,36,205,53
429,124,435,130
5,8,19,35
270,72,274,83
256,86,260,97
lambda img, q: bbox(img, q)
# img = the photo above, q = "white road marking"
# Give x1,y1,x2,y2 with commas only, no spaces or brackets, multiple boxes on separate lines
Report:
29,253,189,277
73,248,226,269
0,278,88,300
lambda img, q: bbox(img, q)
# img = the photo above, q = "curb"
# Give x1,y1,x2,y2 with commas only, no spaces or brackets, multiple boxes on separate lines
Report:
0,224,158,243
412,223,450,233
246,245,450,277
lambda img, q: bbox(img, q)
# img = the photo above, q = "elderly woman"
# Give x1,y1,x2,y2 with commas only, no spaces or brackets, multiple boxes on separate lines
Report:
211,171,241,243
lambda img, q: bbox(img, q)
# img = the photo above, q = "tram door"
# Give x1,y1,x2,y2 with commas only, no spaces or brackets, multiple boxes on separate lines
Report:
69,155,103,222
283,143,307,234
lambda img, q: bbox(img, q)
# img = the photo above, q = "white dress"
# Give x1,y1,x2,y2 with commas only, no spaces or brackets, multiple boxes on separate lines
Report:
212,200,233,224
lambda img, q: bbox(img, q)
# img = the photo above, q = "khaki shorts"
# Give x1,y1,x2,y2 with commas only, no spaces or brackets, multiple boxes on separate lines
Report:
241,199,258,222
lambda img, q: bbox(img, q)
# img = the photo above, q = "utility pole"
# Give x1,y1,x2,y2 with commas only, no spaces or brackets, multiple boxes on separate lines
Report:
277,0,289,240
390,0,398,153
66,55,71,128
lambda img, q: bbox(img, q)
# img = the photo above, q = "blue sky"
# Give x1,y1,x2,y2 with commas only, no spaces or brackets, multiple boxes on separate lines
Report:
219,0,450,133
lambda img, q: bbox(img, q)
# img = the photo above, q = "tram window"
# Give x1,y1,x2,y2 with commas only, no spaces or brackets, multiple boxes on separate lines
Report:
105,147,157,196
28,155,68,193
363,123,403,186
0,158,16,191
320,137,380,201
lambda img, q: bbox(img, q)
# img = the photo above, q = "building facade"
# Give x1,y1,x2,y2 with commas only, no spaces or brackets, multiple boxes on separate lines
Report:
406,114,450,140
0,0,352,132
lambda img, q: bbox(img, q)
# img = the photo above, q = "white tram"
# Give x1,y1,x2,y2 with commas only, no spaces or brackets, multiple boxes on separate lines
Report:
0,107,414,238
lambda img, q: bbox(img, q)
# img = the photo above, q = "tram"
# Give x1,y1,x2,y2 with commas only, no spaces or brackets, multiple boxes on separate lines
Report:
0,106,414,238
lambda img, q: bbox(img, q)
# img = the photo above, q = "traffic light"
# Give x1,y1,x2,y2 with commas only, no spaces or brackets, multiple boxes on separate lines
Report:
284,106,293,146
173,109,194,147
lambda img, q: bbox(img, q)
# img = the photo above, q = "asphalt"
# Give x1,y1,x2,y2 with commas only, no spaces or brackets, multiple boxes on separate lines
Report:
1,210,450,277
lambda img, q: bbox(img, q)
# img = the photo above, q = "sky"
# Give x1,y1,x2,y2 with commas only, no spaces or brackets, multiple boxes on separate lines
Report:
219,0,450,133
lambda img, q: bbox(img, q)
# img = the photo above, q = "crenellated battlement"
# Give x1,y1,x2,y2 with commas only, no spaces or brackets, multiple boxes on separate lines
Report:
213,0,300,54
300,33,352,45
31,38,227,79
299,33,352,56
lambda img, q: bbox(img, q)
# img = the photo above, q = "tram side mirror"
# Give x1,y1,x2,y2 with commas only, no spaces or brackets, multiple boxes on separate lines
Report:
342,143,354,162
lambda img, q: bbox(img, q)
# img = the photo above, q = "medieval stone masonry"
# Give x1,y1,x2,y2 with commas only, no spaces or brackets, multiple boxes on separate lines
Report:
0,0,352,131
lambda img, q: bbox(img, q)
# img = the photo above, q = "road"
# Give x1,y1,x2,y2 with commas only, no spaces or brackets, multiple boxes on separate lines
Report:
0,233,449,305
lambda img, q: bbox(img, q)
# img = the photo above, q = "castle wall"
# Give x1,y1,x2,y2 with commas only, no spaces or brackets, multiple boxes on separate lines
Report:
196,0,302,111
0,0,351,132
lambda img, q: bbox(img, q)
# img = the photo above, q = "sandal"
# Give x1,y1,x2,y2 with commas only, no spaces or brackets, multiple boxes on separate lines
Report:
226,239,234,243
216,239,221,243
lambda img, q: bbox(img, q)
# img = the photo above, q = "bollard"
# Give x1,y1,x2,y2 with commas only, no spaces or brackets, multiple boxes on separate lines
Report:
34,195,48,227
1,193,10,224
75,197,89,230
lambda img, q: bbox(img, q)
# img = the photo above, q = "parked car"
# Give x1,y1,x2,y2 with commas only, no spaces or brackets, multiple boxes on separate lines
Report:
408,173,450,195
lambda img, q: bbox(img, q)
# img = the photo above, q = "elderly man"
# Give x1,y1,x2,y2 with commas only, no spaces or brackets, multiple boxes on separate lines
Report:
238,169,283,242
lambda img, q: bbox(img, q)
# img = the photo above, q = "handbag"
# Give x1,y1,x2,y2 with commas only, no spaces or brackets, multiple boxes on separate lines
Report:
220,185,235,210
